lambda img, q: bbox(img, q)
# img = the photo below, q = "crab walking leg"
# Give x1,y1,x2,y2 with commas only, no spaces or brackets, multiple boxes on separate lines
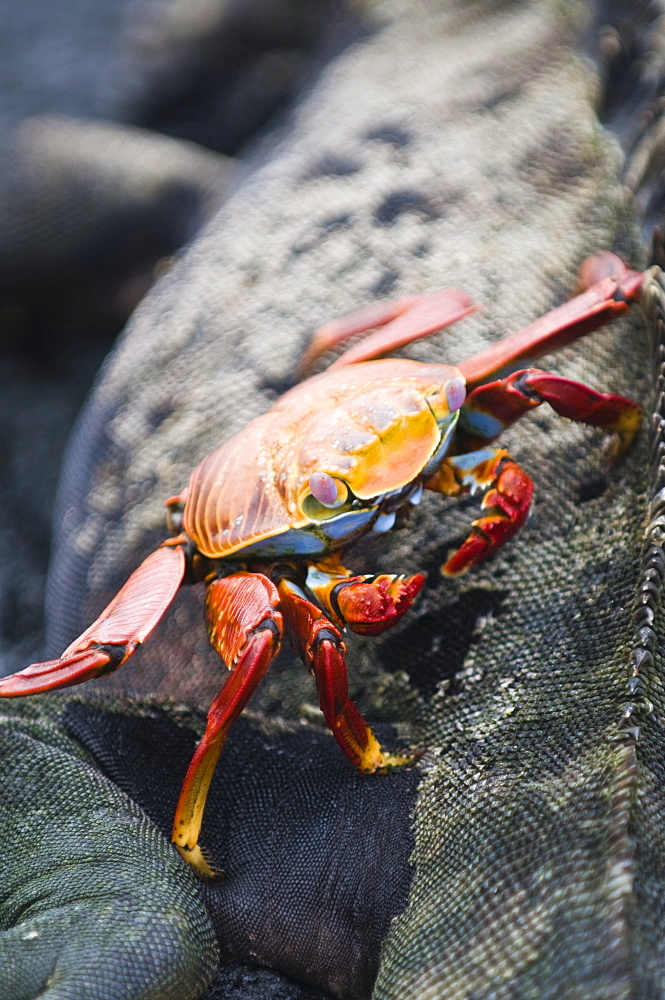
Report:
172,572,282,876
297,288,476,375
305,561,426,636
428,366,641,576
300,252,644,381
457,369,642,459
426,448,535,577
0,543,186,696
277,579,414,772
458,254,645,390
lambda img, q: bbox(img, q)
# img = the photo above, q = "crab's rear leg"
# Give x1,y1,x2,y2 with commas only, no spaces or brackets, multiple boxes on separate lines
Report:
459,253,645,389
277,578,418,773
0,543,186,696
299,252,645,380
172,572,283,877
297,288,476,376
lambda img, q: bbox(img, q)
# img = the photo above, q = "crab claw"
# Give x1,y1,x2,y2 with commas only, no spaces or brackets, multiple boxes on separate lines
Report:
334,573,426,635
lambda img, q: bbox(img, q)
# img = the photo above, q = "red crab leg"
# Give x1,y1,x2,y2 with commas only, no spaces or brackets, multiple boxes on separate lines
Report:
305,561,425,636
457,368,642,460
297,288,476,375
277,579,415,772
458,254,645,390
426,448,534,576
0,543,186,696
172,572,282,877
429,359,641,575
298,252,644,381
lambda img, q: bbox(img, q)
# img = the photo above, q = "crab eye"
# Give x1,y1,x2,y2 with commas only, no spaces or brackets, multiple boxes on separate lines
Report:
308,472,349,508
445,376,466,412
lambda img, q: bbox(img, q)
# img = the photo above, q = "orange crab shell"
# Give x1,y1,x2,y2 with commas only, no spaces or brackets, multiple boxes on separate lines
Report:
181,358,464,559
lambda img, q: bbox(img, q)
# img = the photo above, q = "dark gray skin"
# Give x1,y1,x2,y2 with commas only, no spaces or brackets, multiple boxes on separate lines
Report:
4,1,665,999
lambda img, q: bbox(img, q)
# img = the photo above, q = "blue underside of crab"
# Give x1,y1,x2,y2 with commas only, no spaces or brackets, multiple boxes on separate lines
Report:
235,479,426,560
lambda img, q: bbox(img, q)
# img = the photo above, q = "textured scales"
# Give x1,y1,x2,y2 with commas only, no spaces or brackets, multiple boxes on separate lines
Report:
4,0,665,998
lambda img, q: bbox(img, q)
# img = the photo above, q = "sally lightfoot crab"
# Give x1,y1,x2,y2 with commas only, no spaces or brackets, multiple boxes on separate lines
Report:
0,252,647,876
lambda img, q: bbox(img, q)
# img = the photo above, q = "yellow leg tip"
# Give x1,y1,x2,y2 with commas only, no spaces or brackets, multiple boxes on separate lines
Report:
174,841,219,879
356,730,421,773
375,750,421,773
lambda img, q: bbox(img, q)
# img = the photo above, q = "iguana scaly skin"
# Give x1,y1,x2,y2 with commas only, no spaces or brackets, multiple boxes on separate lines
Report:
4,1,665,998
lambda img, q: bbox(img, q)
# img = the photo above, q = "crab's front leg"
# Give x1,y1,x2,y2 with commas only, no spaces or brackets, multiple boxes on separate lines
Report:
426,448,534,576
172,572,283,877
458,369,642,460
277,577,418,773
